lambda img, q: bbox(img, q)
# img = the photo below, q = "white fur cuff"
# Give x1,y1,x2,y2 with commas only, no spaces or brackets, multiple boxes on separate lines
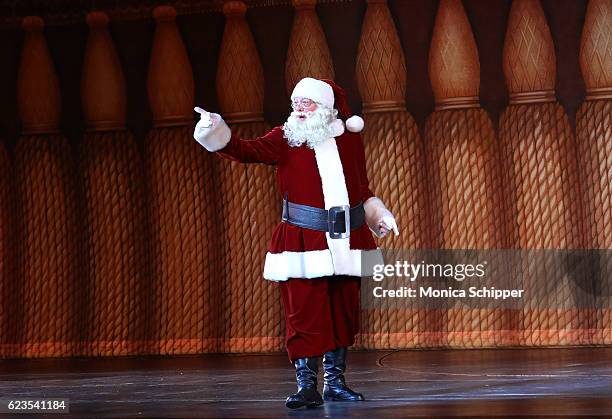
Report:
194,113,231,152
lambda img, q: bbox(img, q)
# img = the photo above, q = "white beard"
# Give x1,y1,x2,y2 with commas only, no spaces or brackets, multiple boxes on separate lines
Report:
282,107,338,148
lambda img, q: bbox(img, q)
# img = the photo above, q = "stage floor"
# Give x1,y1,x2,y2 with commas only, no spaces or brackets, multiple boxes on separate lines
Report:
1,347,611,417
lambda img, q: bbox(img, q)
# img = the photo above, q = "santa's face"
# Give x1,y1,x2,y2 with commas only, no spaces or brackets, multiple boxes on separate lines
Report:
283,96,337,148
291,97,318,115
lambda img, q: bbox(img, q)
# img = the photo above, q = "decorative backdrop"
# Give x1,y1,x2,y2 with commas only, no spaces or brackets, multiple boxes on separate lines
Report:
0,0,610,358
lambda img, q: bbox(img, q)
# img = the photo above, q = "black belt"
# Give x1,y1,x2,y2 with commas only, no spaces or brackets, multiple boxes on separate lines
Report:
281,196,365,239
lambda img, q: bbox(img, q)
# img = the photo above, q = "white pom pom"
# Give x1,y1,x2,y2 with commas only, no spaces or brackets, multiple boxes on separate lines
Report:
345,115,364,133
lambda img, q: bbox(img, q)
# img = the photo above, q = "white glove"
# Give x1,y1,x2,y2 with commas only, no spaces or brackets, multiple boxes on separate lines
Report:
379,211,400,237
193,106,231,152
194,107,218,140
364,197,400,238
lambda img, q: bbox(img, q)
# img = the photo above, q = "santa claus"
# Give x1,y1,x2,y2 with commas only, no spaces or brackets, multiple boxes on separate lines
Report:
193,77,398,409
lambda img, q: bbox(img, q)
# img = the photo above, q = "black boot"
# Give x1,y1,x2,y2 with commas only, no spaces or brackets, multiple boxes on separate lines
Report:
285,357,324,409
323,347,365,401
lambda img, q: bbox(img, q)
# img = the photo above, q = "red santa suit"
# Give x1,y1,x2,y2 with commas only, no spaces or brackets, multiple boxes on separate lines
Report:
194,85,388,361
217,125,381,278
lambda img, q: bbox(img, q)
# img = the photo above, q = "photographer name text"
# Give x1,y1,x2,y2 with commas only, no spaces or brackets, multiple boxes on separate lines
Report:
371,261,524,300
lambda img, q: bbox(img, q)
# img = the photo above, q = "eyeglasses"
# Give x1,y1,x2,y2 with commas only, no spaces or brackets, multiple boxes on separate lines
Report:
291,98,318,110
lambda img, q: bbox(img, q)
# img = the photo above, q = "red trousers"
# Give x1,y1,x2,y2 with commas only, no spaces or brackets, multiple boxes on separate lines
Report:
278,275,361,362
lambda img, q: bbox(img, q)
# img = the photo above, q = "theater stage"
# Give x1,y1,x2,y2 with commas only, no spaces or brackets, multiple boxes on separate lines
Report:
1,347,610,417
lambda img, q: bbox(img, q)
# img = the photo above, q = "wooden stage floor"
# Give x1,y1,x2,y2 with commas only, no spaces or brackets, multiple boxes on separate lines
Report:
0,347,611,418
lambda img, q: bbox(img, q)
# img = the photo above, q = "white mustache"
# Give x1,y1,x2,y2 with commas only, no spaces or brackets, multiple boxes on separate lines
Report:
290,111,314,119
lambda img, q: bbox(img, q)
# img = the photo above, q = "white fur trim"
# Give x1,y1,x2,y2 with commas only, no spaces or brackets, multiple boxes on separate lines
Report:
264,250,333,280
313,136,355,274
291,77,334,109
193,113,231,152
314,137,350,210
346,115,364,133
263,248,384,281
330,118,345,138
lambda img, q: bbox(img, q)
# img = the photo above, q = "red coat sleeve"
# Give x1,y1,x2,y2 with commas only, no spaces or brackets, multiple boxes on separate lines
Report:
217,126,286,165
355,133,375,203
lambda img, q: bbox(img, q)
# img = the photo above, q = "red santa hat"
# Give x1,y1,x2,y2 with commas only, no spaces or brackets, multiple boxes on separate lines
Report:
290,77,364,133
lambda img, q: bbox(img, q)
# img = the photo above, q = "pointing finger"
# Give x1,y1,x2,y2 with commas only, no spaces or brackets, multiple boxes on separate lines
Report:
392,222,400,236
